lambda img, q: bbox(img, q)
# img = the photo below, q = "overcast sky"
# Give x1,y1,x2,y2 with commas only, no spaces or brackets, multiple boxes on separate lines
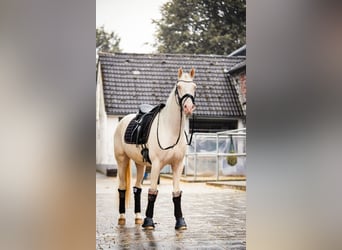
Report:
96,0,168,53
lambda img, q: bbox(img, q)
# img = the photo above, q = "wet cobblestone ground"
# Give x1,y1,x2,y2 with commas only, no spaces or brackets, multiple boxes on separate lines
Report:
96,172,246,249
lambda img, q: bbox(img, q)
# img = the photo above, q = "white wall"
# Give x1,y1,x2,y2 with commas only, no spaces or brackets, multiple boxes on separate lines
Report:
238,119,245,129
96,111,107,164
96,62,120,173
96,114,120,173
106,115,119,166
96,62,107,168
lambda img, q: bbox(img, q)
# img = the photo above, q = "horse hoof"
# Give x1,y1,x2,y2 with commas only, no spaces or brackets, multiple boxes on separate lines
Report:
175,217,187,230
135,218,143,224
142,217,155,229
118,218,126,225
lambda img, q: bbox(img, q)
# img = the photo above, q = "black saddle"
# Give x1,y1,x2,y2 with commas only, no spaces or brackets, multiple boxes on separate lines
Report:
124,103,165,146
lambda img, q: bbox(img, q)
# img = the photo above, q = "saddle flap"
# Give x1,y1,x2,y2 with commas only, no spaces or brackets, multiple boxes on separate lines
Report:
124,103,165,145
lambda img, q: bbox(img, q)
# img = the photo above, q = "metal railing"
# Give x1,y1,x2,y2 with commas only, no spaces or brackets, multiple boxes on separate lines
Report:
185,128,246,181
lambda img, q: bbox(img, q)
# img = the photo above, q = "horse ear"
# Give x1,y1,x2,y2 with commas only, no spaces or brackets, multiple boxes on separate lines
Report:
189,68,195,78
178,68,183,79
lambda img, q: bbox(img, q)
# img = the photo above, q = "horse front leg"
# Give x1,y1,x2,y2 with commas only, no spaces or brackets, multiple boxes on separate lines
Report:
172,162,187,230
142,162,160,229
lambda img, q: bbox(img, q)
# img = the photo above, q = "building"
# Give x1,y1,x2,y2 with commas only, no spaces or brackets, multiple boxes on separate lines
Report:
96,52,246,172
228,58,246,116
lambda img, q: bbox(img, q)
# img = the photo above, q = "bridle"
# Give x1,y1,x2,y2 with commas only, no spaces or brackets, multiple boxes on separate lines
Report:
157,80,196,150
175,80,196,108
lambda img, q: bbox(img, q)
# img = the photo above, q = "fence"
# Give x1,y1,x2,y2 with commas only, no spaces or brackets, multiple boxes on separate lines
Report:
184,128,246,181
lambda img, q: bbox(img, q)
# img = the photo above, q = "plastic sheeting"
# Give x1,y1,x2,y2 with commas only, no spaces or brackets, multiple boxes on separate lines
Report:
186,134,246,177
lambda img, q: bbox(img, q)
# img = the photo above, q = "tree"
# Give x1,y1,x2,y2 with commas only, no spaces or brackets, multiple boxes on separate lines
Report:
153,0,245,55
96,26,122,53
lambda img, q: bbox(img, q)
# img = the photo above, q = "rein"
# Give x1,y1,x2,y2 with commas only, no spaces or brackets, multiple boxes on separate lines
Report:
156,82,195,150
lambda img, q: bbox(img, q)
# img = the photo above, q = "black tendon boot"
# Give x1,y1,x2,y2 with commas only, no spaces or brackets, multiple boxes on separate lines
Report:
142,189,158,229
118,189,126,213
173,191,187,230
133,187,142,224
118,189,126,225
133,187,142,213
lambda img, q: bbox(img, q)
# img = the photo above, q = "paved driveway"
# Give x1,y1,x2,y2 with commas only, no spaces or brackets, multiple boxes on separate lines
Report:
96,172,246,249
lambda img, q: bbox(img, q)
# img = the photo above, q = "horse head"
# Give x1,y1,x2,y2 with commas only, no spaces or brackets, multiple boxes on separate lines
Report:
176,67,196,116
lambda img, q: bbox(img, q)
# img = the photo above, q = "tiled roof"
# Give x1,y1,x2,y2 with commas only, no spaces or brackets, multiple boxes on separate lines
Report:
98,52,245,118
228,60,246,74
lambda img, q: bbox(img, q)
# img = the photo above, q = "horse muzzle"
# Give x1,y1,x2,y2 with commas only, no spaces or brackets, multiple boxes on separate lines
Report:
183,103,195,116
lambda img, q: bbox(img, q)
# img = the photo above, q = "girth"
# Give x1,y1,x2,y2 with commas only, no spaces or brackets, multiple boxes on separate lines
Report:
124,103,165,163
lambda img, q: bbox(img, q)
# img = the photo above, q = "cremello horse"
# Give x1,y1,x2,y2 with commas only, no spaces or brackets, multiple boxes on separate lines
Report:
114,68,196,230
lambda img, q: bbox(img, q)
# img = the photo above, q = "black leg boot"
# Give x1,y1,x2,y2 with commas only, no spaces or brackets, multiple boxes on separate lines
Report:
118,189,126,225
173,191,187,230
133,187,143,224
142,189,158,229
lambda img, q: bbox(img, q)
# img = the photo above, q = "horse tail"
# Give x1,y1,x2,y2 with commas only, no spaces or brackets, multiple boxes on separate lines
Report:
125,159,131,209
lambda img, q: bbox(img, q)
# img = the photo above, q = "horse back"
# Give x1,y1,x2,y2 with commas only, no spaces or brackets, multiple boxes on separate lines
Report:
114,112,186,167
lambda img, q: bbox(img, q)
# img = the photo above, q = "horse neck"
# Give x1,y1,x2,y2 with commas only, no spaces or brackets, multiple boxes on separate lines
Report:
160,86,185,135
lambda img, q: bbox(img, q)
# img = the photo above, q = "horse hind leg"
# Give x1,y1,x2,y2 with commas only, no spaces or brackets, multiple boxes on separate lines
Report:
133,163,145,224
116,155,131,225
118,189,126,225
